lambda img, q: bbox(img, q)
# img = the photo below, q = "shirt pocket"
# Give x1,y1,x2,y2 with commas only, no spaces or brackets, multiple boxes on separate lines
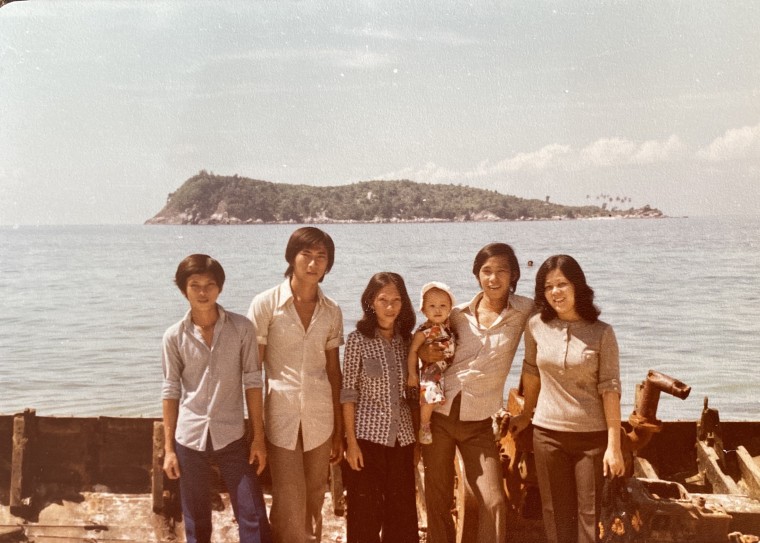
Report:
363,357,384,379
582,350,599,366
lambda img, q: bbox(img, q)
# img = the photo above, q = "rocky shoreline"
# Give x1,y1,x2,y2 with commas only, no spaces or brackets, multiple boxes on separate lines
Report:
146,209,666,226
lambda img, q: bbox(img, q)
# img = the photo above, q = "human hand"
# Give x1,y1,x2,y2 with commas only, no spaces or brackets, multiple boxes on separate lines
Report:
407,374,419,388
163,451,181,479
345,440,364,471
603,445,625,478
418,341,445,365
329,431,345,465
249,437,267,475
508,413,532,436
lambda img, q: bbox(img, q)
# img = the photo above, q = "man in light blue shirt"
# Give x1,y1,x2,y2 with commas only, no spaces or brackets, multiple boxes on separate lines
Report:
162,254,271,543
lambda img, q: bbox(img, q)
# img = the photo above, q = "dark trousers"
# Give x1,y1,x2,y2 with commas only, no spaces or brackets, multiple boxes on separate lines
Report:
175,438,272,543
344,439,419,543
532,426,607,543
421,394,506,543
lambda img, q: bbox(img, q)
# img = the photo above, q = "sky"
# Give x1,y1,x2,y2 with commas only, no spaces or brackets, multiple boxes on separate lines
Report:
1,0,759,225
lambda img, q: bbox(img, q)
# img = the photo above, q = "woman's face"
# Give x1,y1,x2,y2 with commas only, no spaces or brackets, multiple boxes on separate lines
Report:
373,283,403,330
478,255,512,302
544,268,578,320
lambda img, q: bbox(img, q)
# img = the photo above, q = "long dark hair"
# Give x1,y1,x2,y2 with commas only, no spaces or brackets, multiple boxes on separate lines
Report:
534,254,600,323
472,242,521,294
356,272,416,340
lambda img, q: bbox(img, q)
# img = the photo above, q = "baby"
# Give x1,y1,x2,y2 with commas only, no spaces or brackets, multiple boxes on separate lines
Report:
407,281,456,445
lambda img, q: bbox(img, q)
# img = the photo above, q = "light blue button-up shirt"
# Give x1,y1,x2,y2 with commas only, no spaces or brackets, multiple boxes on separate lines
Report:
162,305,262,451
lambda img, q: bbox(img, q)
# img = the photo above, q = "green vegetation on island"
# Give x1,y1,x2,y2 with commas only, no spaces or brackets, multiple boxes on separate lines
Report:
145,171,664,225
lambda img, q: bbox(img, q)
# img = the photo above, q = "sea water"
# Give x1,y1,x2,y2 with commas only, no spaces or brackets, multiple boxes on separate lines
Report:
1,216,758,420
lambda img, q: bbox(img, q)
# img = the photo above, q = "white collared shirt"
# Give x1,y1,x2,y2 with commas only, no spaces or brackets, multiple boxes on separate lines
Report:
248,279,344,451
437,292,534,421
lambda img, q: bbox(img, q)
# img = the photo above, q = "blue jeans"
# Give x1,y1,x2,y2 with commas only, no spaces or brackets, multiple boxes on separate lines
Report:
175,437,272,543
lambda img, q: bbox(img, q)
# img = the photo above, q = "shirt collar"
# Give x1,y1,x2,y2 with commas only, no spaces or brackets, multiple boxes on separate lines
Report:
276,278,326,309
373,329,401,343
464,291,512,315
182,304,227,328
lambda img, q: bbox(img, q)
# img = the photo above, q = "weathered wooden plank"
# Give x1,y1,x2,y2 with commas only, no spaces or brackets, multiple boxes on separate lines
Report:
737,446,760,500
151,421,164,513
9,409,35,514
634,455,661,480
696,441,741,495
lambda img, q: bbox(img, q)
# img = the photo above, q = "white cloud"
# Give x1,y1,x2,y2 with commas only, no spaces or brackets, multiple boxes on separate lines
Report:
634,135,687,164
379,135,686,183
489,144,572,173
696,121,760,162
576,136,686,168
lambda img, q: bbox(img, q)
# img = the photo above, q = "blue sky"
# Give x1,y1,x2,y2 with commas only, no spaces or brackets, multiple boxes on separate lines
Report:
1,0,759,224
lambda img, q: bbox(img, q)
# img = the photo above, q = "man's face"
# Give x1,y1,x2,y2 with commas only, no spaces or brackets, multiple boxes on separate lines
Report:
184,273,221,311
292,243,329,284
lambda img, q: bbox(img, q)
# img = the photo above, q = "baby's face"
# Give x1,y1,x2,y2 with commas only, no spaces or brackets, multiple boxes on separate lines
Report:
422,289,452,325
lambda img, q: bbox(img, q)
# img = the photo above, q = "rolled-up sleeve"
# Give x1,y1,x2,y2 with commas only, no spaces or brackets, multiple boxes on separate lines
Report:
340,333,361,404
326,306,344,351
241,318,263,390
248,295,272,347
597,325,621,395
161,328,183,400
522,321,540,377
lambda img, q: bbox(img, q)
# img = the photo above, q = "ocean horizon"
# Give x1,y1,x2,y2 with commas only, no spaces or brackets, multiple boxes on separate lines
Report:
2,216,758,421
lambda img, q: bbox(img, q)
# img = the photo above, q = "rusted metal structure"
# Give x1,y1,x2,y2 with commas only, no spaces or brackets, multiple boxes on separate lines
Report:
1,370,759,542
492,370,760,543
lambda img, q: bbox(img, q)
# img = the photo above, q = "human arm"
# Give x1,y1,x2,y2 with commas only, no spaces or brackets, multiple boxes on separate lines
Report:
602,391,625,477
599,324,624,477
509,321,540,434
325,347,345,465
509,373,540,435
340,333,364,470
245,386,267,475
406,332,425,388
342,402,364,471
162,399,181,479
161,329,183,479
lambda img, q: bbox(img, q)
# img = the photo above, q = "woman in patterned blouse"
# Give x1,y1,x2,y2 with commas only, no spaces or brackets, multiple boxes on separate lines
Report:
340,272,419,543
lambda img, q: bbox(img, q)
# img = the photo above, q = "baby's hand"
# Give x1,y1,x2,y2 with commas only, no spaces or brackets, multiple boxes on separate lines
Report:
407,374,419,388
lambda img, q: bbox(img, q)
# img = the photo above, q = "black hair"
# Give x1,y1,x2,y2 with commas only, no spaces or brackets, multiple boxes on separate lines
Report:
534,254,600,323
356,272,416,341
472,242,521,294
284,227,336,282
174,254,225,295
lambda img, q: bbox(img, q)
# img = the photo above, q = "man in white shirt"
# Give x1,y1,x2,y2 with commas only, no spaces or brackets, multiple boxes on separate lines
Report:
248,228,344,543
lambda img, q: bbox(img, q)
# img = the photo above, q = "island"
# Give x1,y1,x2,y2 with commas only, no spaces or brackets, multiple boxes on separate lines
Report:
145,171,665,225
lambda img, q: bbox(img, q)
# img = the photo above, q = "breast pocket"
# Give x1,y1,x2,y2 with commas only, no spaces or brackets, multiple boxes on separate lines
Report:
582,350,599,366
363,357,384,379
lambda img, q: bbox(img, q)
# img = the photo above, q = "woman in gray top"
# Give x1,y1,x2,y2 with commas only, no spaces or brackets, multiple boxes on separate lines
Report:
510,254,625,543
